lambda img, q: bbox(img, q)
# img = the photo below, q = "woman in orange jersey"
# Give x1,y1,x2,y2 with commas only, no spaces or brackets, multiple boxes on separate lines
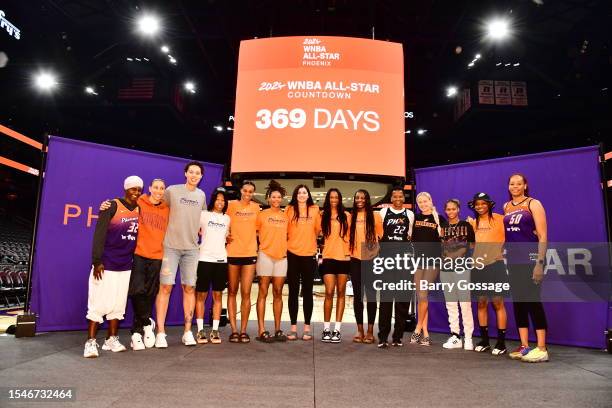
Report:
255,180,289,343
285,184,321,341
129,178,170,351
226,180,261,343
100,178,169,351
468,192,508,356
319,188,351,343
348,189,383,344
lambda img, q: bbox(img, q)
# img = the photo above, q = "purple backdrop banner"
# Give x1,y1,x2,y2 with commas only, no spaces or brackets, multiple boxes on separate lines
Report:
31,136,224,331
415,146,610,348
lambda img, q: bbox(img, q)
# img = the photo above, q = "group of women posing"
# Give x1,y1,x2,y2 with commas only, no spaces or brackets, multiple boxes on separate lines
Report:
196,173,549,363
202,180,383,345
436,173,549,363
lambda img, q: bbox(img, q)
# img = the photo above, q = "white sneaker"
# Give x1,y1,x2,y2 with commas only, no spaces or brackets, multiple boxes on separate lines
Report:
143,319,156,348
102,336,127,352
463,338,474,351
83,339,99,358
182,331,197,346
442,334,463,349
155,332,168,348
131,333,145,351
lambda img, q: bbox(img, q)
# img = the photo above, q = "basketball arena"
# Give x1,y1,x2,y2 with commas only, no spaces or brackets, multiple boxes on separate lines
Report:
0,2,611,407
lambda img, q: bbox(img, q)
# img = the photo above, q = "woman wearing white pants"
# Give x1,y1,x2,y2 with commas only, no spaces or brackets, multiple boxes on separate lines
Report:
440,199,475,350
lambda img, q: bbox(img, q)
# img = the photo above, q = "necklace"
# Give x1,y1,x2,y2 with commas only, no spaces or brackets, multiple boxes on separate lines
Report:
511,197,529,206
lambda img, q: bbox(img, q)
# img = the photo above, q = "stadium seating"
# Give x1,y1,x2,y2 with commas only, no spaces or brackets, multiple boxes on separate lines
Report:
0,217,31,264
0,216,31,307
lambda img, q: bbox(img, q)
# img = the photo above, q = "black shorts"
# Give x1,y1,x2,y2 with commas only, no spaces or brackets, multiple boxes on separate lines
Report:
471,260,510,299
196,261,228,292
129,254,161,297
320,259,350,275
227,256,257,266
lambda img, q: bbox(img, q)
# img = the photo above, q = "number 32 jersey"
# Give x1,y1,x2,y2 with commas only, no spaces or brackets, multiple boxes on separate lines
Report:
101,199,139,271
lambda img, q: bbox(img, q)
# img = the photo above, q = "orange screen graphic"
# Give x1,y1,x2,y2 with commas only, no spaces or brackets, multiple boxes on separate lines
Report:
231,36,405,177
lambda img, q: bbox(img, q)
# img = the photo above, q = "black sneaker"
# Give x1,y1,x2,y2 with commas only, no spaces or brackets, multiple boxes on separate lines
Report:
330,330,341,343
378,340,389,349
391,339,403,347
474,339,491,352
321,329,332,343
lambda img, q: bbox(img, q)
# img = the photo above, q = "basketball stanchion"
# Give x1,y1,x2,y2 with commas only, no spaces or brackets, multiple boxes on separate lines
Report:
0,123,47,337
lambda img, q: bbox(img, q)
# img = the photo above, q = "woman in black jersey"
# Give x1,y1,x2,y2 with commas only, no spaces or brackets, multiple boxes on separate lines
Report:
377,186,414,348
410,192,446,346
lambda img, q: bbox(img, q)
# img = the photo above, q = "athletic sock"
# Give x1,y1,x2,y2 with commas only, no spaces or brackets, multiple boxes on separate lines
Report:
334,322,342,332
479,326,489,342
212,320,220,331
324,322,331,330
196,319,204,332
497,328,506,344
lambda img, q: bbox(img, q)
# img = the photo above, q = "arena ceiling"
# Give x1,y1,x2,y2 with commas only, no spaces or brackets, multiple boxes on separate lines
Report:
0,0,610,181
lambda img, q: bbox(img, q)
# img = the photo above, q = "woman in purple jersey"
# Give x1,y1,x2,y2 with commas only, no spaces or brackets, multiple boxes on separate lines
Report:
503,173,549,363
84,176,143,358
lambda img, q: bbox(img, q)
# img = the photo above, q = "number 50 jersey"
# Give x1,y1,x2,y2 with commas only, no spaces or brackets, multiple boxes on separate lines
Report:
504,198,538,264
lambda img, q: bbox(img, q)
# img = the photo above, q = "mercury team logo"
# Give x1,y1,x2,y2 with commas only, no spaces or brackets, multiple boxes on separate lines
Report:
267,217,287,225
180,197,201,206
207,220,227,229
